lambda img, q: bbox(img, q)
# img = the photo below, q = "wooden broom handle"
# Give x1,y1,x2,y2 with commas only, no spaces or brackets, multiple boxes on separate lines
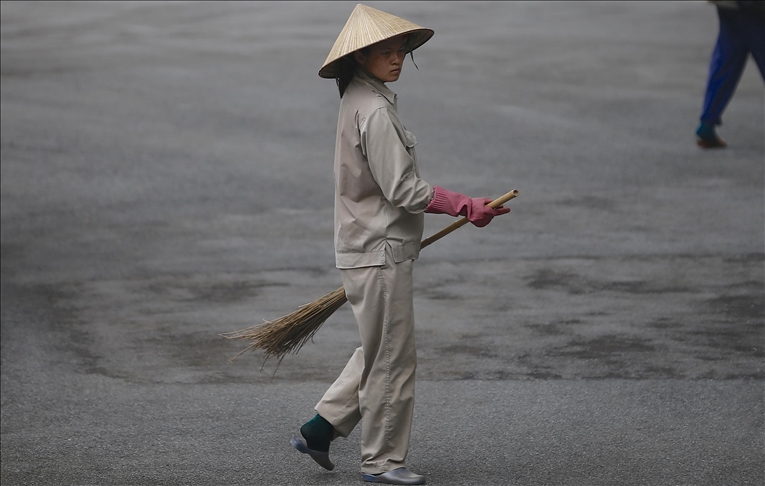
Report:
420,189,519,249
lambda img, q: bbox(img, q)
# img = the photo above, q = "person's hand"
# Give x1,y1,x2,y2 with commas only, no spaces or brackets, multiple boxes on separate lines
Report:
465,196,510,227
425,186,510,227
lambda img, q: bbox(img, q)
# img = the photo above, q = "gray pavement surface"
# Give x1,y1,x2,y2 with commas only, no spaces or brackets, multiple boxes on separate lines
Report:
1,1,763,485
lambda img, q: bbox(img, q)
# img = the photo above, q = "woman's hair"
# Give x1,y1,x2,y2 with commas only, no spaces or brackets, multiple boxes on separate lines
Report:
336,54,361,98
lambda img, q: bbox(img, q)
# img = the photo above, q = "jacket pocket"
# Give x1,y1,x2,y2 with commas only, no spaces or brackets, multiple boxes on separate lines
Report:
404,129,417,150
404,129,418,169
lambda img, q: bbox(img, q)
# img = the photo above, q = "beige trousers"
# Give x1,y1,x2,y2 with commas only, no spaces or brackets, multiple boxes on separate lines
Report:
316,244,417,475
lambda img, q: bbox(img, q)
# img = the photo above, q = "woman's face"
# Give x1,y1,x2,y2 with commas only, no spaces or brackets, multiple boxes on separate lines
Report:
354,36,407,83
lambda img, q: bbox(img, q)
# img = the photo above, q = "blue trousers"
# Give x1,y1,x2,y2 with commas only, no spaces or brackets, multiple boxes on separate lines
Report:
700,6,765,126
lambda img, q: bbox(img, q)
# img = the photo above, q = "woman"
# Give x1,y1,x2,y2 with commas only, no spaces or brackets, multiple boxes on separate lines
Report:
291,5,510,485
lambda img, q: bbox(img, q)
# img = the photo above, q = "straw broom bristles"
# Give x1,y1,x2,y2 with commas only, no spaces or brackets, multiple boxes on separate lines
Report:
222,190,518,368
220,286,348,369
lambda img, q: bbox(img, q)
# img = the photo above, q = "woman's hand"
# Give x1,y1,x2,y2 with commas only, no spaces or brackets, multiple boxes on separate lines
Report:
425,186,510,227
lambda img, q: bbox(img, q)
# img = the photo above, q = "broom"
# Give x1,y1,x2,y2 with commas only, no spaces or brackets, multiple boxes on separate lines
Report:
221,189,519,369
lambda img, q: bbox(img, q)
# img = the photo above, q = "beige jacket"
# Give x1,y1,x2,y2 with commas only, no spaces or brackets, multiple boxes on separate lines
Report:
333,70,434,269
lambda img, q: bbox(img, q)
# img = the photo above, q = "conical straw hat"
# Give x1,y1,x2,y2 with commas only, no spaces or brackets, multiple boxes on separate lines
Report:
319,4,434,79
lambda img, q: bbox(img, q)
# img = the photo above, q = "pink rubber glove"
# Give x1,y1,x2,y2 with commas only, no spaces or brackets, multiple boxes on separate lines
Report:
425,186,510,227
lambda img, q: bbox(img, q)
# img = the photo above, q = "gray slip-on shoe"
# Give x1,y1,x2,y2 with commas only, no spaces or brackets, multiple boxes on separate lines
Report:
290,435,335,471
362,467,426,485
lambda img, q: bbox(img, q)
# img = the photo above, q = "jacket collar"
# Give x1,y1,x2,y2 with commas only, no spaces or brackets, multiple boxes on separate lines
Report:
354,68,398,109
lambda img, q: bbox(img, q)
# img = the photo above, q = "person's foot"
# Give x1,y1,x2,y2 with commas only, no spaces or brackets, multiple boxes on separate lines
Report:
291,435,335,470
362,467,426,485
292,414,336,470
696,121,727,149
697,136,727,148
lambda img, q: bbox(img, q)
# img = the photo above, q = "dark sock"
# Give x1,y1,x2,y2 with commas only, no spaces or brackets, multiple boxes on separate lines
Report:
696,121,717,140
300,414,333,452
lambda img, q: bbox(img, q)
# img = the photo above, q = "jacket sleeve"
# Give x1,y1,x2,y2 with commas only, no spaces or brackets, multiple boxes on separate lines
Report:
359,107,434,214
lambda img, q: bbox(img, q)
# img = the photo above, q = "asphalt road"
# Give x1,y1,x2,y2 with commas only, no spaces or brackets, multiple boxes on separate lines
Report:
1,2,763,485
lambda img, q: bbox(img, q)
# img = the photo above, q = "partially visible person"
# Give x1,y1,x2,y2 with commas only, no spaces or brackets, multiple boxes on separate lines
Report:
696,0,764,149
